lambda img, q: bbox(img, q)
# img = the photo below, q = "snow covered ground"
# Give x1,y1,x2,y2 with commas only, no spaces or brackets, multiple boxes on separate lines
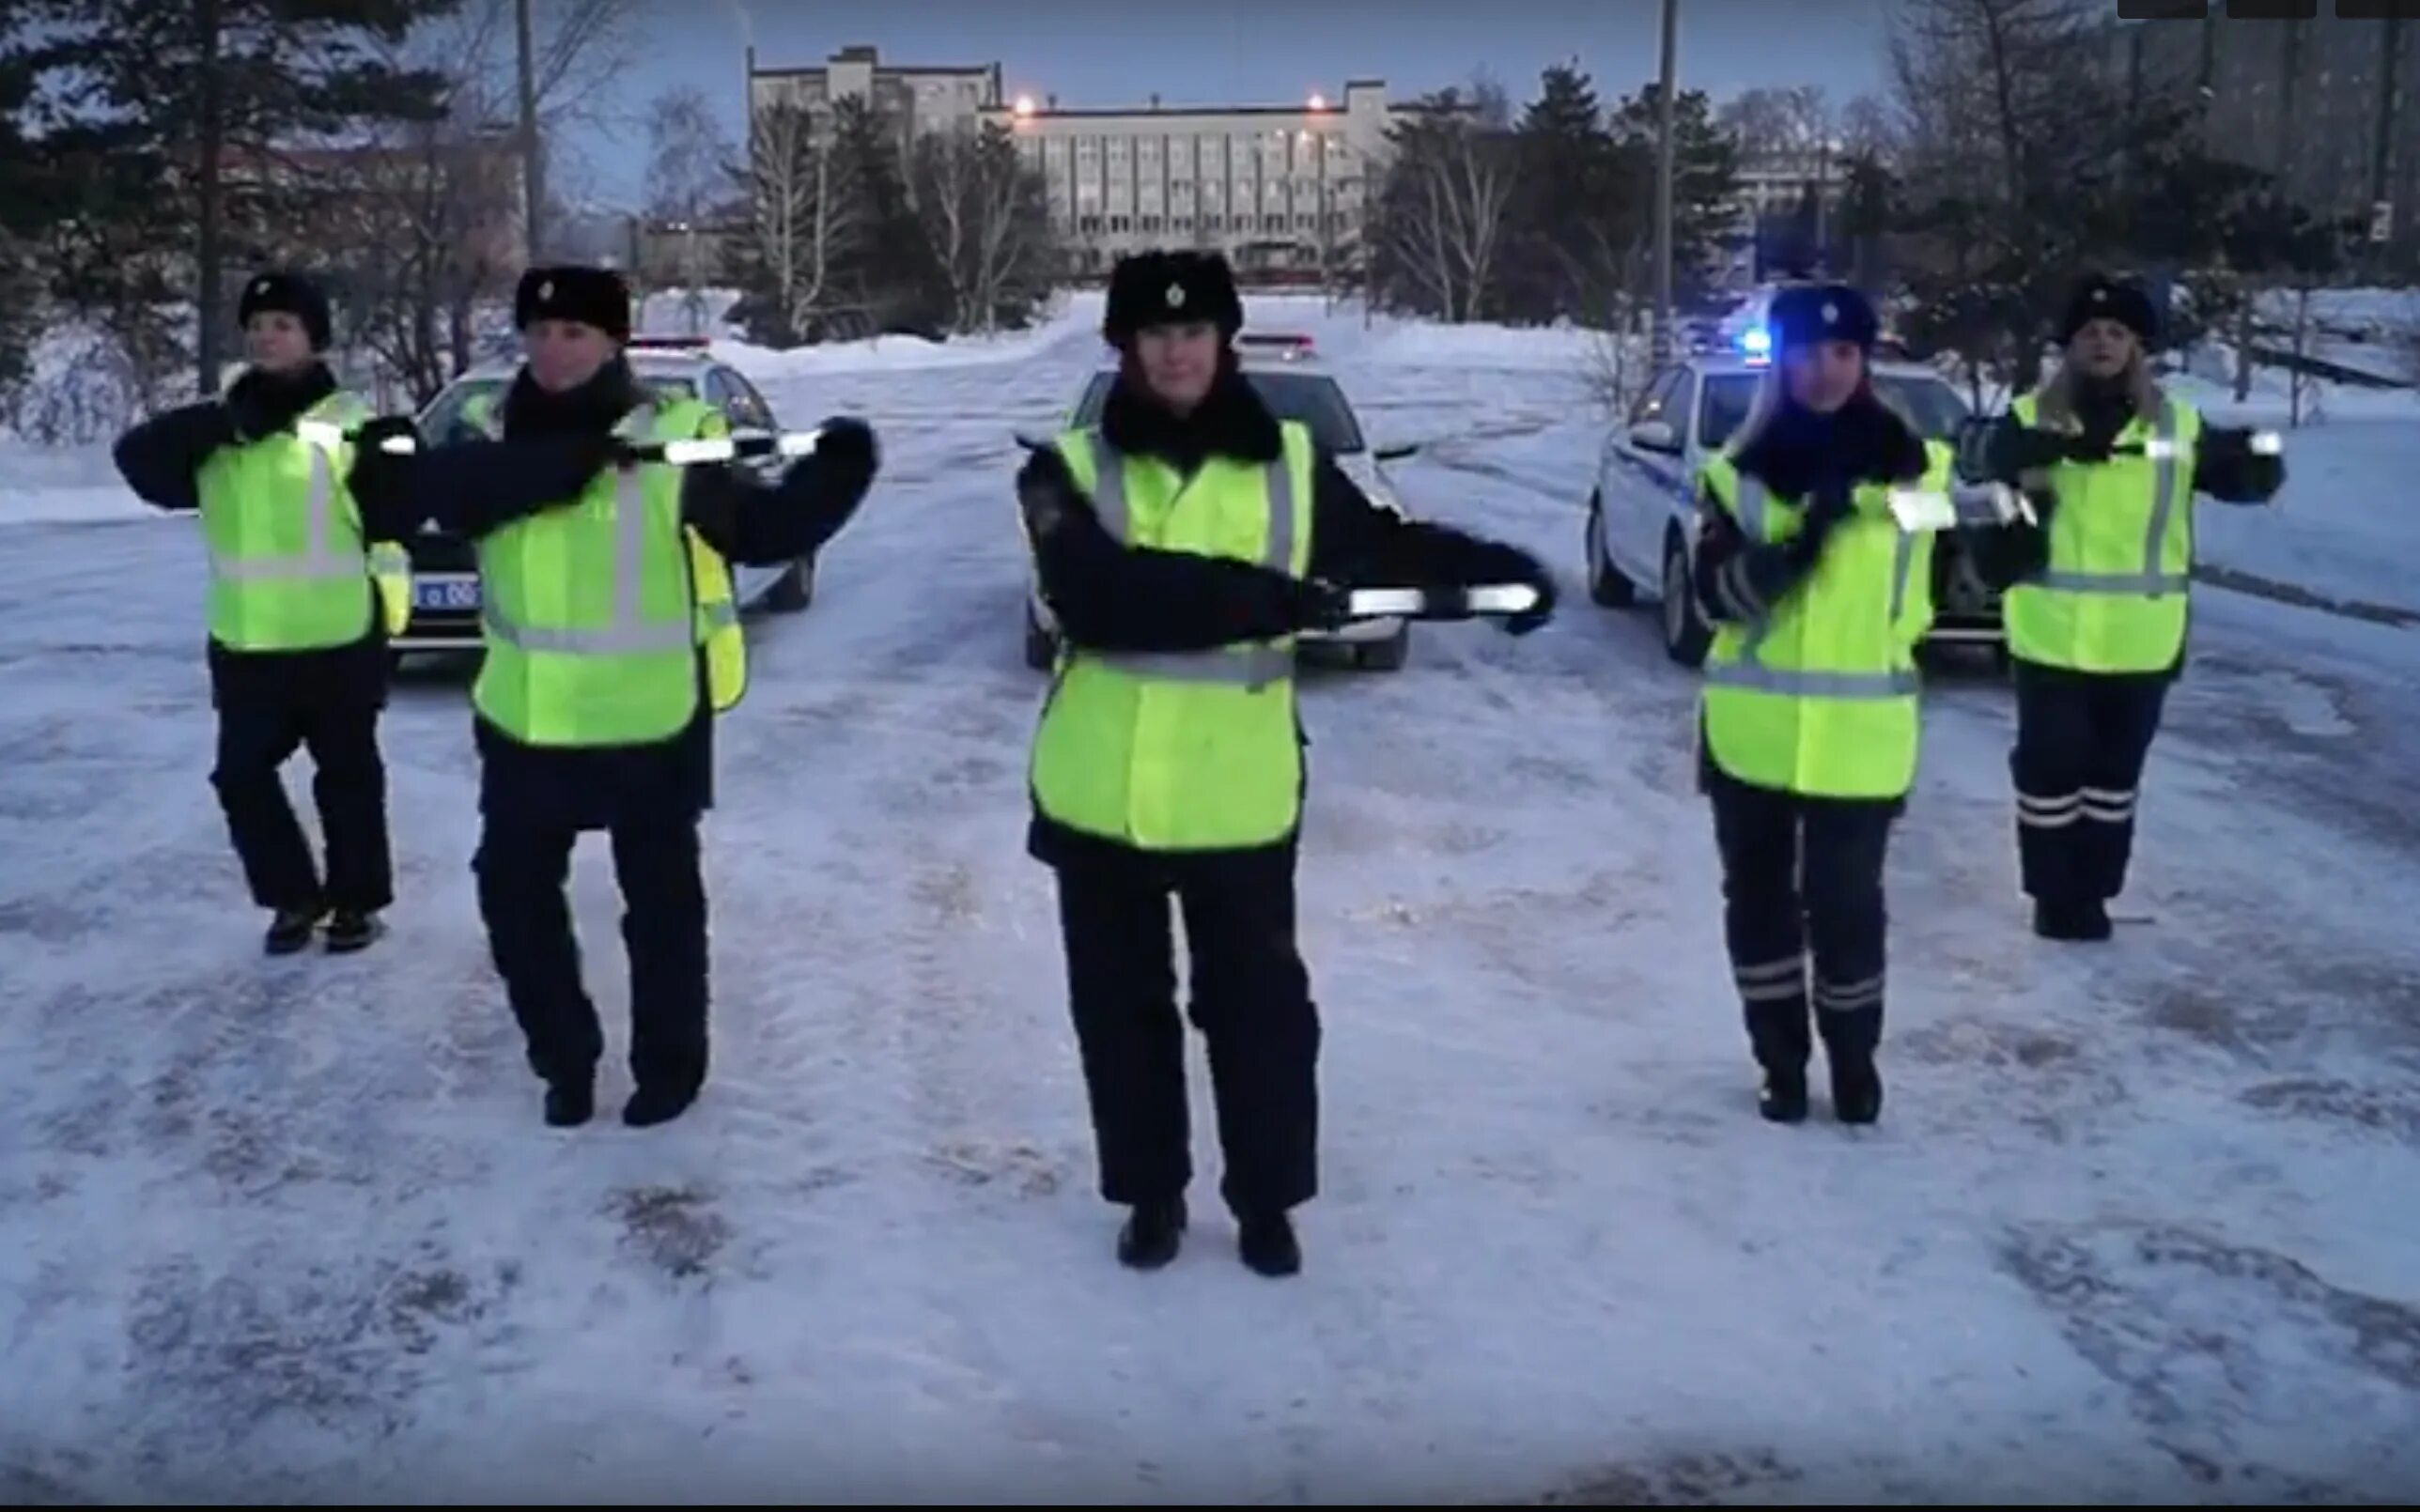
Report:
4,294,2419,1504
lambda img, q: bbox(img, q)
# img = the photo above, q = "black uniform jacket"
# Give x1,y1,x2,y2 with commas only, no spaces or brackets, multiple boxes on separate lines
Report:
348,355,876,828
1019,365,1546,880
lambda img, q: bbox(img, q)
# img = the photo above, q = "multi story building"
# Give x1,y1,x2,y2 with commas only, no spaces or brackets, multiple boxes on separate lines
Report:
2115,9,2418,258
744,46,1434,282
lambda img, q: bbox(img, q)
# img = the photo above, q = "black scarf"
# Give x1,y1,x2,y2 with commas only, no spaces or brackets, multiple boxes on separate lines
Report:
2069,373,2139,454
1730,386,1929,501
1097,352,1282,474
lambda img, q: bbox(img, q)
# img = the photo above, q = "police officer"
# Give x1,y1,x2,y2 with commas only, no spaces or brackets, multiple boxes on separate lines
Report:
1688,284,1980,1126
112,270,411,955
1964,274,2284,941
1019,249,1557,1274
350,266,879,1129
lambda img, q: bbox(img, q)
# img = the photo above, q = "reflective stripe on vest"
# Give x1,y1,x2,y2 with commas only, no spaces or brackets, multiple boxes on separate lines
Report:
1082,426,1297,690
207,430,355,586
478,406,693,656
2032,398,2186,597
1702,473,1920,702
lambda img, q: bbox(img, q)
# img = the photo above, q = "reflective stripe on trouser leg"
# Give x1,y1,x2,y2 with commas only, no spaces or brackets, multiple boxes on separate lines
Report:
1814,971,1884,1014
2075,786,2144,903
1732,953,1807,1004
1080,429,1298,690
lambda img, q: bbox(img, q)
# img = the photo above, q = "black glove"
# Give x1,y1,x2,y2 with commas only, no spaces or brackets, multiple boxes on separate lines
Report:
796,415,877,499
1291,578,1355,633
224,370,319,441
2060,430,2115,465
1981,421,2077,480
346,415,420,516
1017,464,1080,542
1465,540,1558,636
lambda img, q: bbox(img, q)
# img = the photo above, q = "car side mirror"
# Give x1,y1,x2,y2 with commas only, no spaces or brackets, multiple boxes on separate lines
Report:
1629,418,1680,454
1012,429,1046,452
1373,442,1419,462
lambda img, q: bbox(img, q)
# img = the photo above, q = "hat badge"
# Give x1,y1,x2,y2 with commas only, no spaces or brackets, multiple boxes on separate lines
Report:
252,277,270,296
1822,301,1838,324
2092,288,2107,302
1165,282,1187,309
538,279,553,300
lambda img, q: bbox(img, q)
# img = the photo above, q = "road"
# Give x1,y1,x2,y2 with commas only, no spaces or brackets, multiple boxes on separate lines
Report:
2,327,2416,1504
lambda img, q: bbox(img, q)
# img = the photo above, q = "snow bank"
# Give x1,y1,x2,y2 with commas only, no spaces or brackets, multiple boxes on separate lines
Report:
0,441,163,526
711,293,1093,380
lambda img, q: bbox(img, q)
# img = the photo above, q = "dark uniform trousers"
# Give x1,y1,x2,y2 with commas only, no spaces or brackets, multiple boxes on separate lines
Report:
2009,660,2171,905
210,701,393,915
473,815,710,1092
1706,764,1896,1070
1053,850,1321,1219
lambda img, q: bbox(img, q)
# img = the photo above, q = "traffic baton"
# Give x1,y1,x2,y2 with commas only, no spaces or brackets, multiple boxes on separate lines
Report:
1885,483,2037,532
2125,429,2283,461
299,420,827,464
1343,583,1542,620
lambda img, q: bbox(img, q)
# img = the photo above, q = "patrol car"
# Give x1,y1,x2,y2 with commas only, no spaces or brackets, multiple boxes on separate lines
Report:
1015,331,1423,671
1581,342,1997,667
391,337,814,661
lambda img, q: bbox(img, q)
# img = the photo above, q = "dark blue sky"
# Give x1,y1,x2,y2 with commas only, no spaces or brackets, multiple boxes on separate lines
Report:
580,0,1892,207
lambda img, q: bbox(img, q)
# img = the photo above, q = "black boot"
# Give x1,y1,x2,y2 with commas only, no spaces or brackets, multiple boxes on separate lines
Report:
323,909,383,953
1821,1007,1885,1126
264,907,323,956
1116,1196,1187,1270
1237,1211,1301,1278
622,1079,702,1129
2032,897,2112,942
543,1075,594,1128
1745,998,1812,1124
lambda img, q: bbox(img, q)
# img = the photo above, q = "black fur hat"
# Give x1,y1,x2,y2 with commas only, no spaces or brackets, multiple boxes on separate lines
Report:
237,270,332,350
1768,283,1880,353
1103,251,1245,345
2059,274,2157,347
514,265,631,342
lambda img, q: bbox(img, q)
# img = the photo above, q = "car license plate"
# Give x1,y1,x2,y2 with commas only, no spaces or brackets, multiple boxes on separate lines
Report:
413,577,478,610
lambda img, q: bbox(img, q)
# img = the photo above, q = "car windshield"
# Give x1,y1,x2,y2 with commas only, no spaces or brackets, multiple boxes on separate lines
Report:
1240,370,1366,454
418,372,698,442
1697,371,1971,451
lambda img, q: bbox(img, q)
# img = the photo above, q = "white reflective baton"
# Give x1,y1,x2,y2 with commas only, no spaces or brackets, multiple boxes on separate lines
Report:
654,428,823,466
1343,582,1542,619
2137,430,2281,461
1885,483,2035,531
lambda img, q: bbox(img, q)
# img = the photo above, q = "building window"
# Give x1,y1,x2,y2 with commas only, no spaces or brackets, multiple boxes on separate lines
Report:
1079,214,1102,234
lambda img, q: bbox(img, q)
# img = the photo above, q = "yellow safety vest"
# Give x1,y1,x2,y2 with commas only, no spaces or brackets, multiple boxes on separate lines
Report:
470,397,747,748
197,388,412,650
1697,441,1953,801
2002,392,2203,673
1028,422,1316,851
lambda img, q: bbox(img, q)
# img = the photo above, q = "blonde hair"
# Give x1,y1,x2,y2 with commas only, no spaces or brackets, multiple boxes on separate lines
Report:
2031,341,2161,431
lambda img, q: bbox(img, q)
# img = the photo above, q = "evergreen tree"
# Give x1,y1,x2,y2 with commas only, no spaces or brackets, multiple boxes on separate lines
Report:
1502,63,1646,325
16,0,454,392
1608,83,1741,305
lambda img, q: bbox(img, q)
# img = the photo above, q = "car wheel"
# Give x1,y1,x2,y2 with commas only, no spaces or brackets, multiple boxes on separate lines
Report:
1355,624,1410,671
765,557,813,613
1660,532,1712,668
1585,490,1635,607
1023,601,1058,670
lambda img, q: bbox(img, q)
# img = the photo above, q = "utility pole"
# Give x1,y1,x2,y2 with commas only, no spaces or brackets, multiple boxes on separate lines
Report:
516,0,544,263
1652,0,1679,363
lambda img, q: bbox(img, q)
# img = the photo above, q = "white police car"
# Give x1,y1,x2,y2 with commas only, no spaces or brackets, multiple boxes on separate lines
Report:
1015,332,1424,671
1581,335,1993,667
393,337,814,660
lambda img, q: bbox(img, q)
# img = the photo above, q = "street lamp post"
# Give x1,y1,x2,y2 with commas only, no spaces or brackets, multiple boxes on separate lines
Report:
1652,0,1679,363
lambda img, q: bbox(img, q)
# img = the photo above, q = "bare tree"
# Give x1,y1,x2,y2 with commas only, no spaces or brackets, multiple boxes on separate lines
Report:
906,122,1053,332
1368,95,1517,322
643,83,736,332
736,100,866,342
